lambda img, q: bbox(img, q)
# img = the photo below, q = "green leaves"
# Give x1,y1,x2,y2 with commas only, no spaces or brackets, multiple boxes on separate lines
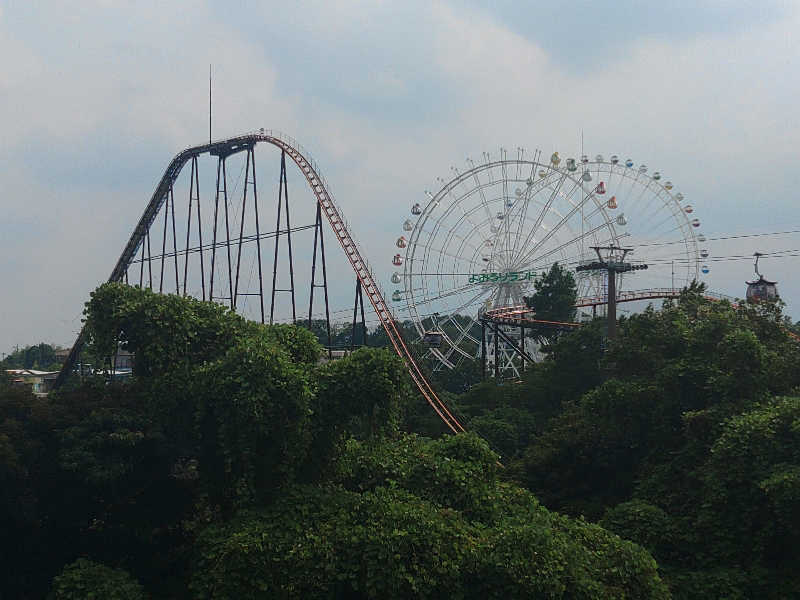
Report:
49,559,145,600
524,262,578,324
191,479,668,599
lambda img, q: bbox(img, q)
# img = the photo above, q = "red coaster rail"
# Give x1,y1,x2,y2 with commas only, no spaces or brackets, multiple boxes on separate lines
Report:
265,132,465,434
55,130,465,434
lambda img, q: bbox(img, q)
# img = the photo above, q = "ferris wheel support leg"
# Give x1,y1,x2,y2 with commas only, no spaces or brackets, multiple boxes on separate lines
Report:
494,323,499,380
481,319,487,381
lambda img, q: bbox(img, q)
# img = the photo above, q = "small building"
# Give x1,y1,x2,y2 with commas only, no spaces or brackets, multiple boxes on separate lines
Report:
5,369,60,396
54,347,71,364
112,349,135,370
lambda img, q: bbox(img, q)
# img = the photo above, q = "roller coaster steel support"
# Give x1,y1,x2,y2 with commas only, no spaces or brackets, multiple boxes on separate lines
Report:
270,150,297,324
481,320,486,380
208,154,233,308
183,156,206,300
308,203,332,356
494,324,536,366
53,130,464,435
351,278,368,350
169,186,179,293
233,146,264,318
479,308,583,381
482,320,532,382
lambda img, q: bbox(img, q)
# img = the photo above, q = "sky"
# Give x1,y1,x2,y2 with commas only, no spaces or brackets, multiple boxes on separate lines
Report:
1,0,799,353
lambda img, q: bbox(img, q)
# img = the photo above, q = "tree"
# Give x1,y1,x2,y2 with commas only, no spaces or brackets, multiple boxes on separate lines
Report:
524,262,578,350
2,283,678,599
191,434,669,599
50,559,146,600
513,284,800,597
1,342,61,370
524,262,577,323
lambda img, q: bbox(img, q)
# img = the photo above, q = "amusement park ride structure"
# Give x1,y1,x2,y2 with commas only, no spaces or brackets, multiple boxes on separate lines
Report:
55,130,466,432
54,131,790,432
392,148,708,378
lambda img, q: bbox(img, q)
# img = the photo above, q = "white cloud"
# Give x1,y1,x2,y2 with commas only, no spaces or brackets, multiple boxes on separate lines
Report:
2,1,800,350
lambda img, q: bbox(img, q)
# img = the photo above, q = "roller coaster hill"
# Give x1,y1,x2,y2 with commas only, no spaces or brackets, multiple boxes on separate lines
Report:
55,130,466,434
54,130,791,433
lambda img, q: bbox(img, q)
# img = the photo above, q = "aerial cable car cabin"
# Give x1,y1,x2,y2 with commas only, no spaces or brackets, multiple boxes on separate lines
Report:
746,275,778,302
746,252,778,302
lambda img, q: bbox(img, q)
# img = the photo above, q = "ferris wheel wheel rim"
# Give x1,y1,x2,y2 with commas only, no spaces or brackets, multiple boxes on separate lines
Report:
395,153,703,369
402,158,614,347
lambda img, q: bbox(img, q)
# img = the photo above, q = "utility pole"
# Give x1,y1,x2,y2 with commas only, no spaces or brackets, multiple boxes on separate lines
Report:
576,246,648,340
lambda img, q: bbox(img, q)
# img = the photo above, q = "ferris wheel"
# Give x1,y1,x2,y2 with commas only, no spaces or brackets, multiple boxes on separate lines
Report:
389,148,706,375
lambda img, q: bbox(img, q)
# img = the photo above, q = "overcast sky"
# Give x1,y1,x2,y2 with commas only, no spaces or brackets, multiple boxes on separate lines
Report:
2,0,799,352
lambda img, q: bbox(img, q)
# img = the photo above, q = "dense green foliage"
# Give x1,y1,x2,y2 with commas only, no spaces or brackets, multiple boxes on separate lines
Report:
460,285,800,598
49,559,146,600
192,435,668,599
0,283,670,598
1,342,62,370
8,280,798,597
523,262,578,350
524,261,578,324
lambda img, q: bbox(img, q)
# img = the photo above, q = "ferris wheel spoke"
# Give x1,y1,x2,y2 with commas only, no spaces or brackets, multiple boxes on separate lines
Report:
470,163,497,224
441,323,476,362
446,184,496,246
423,244,483,267
412,278,488,309
617,174,658,229
618,170,644,212
416,224,468,256
515,186,602,267
455,201,495,251
509,179,537,258
497,192,578,267
440,288,487,326
639,219,683,246
632,181,670,225
437,296,485,356
639,210,686,241
526,229,624,273
509,165,550,259
511,172,574,263
400,152,700,378
515,222,612,271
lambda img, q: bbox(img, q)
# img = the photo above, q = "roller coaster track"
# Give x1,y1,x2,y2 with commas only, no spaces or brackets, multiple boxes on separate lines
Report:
55,130,465,434
575,288,735,308
483,289,800,346
484,288,738,327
